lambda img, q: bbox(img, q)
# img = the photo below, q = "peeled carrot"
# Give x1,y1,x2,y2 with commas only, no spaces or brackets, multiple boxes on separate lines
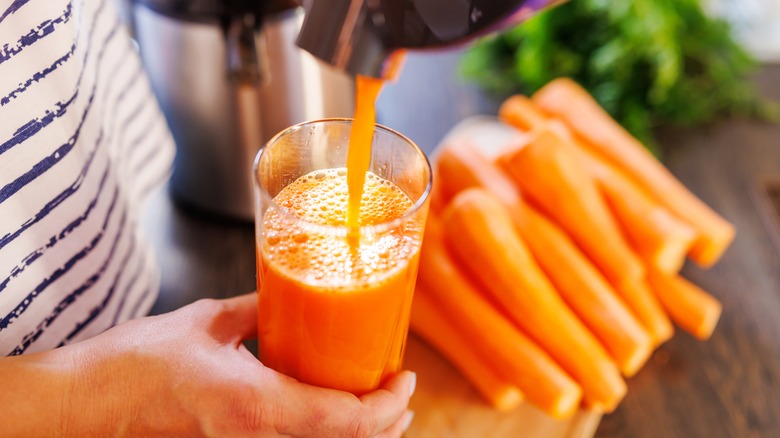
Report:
499,95,697,274
544,121,697,274
410,286,524,412
419,215,582,418
646,270,722,340
499,94,549,131
573,145,697,274
615,279,675,346
519,210,654,377
532,78,736,267
498,128,644,285
437,142,653,376
492,129,673,345
442,190,626,412
437,139,522,207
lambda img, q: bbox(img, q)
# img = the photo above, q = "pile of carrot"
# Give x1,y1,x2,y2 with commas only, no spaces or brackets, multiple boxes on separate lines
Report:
411,78,731,417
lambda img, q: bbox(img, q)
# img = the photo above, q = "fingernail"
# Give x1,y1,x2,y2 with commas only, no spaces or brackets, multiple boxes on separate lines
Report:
409,372,417,397
402,411,415,432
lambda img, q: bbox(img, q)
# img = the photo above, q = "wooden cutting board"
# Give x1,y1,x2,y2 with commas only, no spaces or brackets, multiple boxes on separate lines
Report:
404,334,602,438
404,116,601,437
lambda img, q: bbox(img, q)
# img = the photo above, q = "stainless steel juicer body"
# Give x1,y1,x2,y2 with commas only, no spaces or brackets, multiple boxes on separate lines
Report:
132,0,354,220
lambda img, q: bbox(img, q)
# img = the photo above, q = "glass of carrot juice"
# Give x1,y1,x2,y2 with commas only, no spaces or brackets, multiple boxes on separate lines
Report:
253,118,431,395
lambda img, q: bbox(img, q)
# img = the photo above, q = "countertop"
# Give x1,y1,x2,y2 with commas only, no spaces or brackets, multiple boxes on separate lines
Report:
145,51,780,437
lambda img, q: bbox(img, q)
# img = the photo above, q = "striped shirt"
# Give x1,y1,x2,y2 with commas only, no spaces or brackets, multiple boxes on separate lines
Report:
0,0,175,356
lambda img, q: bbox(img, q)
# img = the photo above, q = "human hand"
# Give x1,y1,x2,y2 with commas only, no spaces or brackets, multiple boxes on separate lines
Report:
4,293,415,437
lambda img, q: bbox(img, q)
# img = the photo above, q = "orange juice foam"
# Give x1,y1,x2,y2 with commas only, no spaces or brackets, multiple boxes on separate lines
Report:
257,168,423,394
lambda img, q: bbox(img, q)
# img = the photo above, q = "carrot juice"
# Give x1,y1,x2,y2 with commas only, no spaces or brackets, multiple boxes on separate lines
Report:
256,168,424,394
253,116,431,395
346,76,384,230
255,57,428,394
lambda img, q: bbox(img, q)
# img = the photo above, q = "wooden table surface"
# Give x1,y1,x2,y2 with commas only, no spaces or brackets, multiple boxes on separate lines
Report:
145,52,780,437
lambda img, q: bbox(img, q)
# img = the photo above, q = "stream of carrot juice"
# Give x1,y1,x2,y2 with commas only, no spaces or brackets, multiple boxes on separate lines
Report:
346,76,384,230
257,73,423,394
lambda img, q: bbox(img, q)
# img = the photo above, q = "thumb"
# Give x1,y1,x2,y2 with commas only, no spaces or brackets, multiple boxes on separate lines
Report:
207,293,258,343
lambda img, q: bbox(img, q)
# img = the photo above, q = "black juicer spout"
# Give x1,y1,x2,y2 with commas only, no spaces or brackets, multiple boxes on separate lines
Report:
296,0,563,79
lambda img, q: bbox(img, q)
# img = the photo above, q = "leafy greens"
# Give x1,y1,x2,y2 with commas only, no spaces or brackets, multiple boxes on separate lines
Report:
460,0,777,153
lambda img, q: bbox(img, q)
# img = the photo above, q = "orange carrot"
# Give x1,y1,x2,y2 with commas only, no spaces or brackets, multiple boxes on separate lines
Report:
572,144,697,274
499,94,549,131
442,190,626,412
646,271,722,340
517,209,655,377
545,121,697,274
437,139,522,207
436,142,653,376
532,78,736,267
498,96,697,274
410,286,524,412
615,279,674,346
497,129,674,345
419,215,582,418
498,128,644,285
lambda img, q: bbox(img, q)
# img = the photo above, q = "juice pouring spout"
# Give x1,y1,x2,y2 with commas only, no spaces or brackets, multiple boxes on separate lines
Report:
296,0,565,79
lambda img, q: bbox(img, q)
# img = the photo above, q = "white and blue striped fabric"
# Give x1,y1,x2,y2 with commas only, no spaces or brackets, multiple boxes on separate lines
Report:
0,0,175,356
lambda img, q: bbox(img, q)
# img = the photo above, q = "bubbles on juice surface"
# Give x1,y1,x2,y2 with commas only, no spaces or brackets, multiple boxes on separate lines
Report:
262,168,422,288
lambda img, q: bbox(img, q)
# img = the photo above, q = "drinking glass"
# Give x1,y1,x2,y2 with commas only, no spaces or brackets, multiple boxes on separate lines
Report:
253,118,431,394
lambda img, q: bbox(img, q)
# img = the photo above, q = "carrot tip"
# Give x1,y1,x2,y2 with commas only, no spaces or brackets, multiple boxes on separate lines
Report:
689,228,736,268
652,238,695,274
548,387,585,420
653,322,675,347
493,388,525,413
693,302,723,341
619,343,655,378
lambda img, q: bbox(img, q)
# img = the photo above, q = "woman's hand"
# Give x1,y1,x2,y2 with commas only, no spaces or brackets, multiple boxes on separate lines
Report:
4,293,415,437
